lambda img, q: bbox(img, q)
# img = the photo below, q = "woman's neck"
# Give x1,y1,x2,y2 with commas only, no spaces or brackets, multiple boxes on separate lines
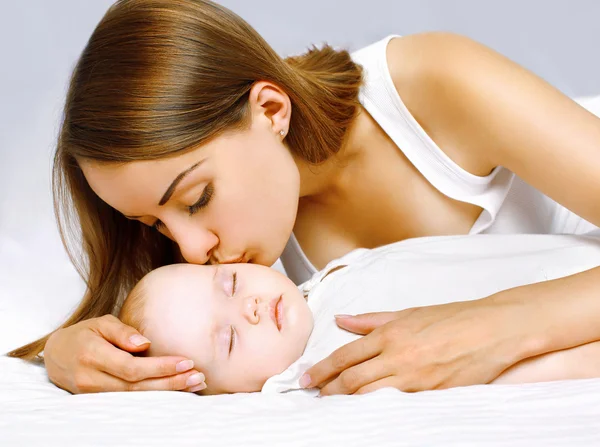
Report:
295,108,369,202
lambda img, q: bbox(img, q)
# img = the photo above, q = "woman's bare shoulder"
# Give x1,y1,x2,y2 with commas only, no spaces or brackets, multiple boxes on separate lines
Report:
385,32,499,176
386,32,600,227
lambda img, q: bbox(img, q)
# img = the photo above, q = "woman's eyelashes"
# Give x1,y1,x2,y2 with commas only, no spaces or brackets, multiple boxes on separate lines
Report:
188,183,214,216
151,183,214,230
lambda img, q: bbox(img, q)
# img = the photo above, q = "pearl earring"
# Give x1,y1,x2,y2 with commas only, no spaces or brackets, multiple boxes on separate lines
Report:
279,130,285,136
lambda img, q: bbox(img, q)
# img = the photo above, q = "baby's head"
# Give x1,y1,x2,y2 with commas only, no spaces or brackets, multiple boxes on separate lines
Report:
119,263,313,394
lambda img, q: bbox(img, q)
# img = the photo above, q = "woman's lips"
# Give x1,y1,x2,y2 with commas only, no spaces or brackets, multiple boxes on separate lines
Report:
221,253,247,264
269,296,283,331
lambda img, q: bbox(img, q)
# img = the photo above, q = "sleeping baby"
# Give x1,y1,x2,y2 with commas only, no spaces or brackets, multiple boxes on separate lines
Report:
120,259,314,394
119,233,600,395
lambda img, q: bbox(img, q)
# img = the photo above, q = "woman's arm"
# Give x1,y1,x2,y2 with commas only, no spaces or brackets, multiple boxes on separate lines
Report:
301,34,600,395
395,32,600,358
493,341,600,385
303,266,600,395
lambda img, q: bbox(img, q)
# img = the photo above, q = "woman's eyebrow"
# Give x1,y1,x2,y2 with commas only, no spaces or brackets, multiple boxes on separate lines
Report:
158,160,205,206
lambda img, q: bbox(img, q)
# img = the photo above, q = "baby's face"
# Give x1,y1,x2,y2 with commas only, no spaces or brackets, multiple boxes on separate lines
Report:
142,263,313,394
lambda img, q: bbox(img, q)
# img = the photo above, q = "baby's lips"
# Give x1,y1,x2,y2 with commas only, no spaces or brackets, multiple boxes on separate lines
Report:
269,295,283,331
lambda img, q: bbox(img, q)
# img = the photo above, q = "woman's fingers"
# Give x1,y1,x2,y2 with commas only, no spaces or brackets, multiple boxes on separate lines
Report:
91,314,152,353
85,340,206,392
74,369,206,393
89,315,197,382
91,338,195,382
354,376,398,395
302,332,382,389
334,311,400,335
43,315,203,394
123,371,206,392
317,357,388,396
187,382,208,393
87,339,206,391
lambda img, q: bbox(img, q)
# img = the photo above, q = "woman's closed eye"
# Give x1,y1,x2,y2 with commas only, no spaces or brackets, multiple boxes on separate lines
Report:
188,183,214,216
151,183,214,230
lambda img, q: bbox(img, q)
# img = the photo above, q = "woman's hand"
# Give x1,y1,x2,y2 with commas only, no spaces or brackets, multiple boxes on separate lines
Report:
44,314,206,394
302,296,537,395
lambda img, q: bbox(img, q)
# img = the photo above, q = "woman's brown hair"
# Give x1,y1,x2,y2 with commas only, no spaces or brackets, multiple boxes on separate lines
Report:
8,0,363,360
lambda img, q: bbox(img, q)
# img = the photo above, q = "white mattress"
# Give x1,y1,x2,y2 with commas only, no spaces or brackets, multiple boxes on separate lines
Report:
2,356,600,446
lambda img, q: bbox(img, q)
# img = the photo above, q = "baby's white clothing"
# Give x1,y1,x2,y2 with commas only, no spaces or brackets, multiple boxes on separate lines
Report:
280,34,600,286
263,233,600,395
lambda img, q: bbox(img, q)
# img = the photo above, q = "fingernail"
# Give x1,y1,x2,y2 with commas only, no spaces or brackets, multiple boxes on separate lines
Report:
129,334,151,346
189,382,207,393
299,373,311,388
176,359,194,373
186,372,205,387
335,314,352,319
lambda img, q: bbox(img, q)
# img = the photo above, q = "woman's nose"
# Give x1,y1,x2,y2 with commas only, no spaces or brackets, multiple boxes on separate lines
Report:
242,296,260,324
168,221,219,265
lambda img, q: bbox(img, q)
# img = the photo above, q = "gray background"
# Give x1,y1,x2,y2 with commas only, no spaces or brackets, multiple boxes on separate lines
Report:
1,0,599,352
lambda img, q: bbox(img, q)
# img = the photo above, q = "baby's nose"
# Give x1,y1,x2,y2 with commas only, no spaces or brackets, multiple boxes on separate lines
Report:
243,296,259,324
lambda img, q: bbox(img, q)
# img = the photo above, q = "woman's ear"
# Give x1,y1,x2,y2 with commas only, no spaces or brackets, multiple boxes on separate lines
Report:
248,81,291,135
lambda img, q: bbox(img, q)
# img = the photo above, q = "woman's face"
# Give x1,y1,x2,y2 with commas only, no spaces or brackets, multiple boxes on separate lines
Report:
80,105,300,267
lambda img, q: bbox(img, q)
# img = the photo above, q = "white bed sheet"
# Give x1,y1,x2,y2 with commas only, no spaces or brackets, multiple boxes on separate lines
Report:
2,356,600,446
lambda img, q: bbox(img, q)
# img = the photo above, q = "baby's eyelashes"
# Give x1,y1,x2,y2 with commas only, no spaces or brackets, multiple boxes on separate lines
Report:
223,271,238,296
229,325,236,353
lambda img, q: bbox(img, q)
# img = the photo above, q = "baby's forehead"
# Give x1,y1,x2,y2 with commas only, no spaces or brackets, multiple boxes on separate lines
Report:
143,264,215,314
143,266,218,358
152,263,207,281
147,263,210,290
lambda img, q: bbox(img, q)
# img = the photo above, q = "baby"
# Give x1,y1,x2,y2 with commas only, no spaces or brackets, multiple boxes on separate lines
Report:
119,262,313,394
119,234,600,395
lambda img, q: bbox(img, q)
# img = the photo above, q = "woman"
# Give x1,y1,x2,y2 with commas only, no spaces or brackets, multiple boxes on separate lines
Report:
9,0,600,396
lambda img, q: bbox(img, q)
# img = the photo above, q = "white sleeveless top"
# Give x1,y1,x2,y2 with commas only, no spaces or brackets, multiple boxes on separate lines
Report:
280,34,598,285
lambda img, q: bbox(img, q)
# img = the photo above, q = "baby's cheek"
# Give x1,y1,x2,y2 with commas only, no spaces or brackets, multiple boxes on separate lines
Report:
268,343,299,376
